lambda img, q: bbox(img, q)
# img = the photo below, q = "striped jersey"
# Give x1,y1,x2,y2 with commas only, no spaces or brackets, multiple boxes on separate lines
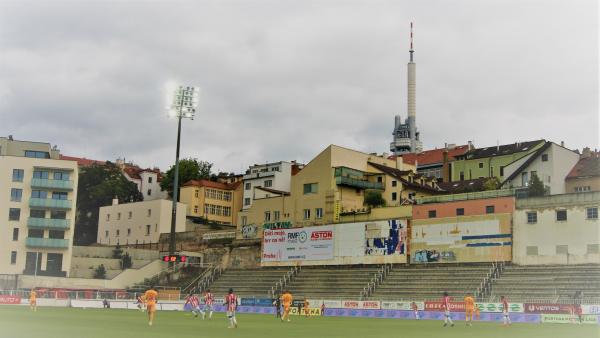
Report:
225,293,237,312
204,292,214,305
442,296,451,310
187,295,200,308
502,299,509,312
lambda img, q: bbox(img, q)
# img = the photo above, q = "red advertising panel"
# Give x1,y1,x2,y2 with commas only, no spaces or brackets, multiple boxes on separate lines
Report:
424,301,465,312
523,303,574,314
0,295,22,305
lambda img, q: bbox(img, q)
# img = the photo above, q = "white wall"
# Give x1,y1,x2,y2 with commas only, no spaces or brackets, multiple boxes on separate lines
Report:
242,161,292,209
513,193,600,265
97,199,186,245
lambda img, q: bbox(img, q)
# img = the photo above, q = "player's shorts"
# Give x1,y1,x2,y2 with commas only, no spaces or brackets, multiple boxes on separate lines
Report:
503,310,509,316
147,303,156,313
204,304,213,311
283,305,290,312
30,300,36,305
444,310,450,317
466,308,474,315
226,311,236,318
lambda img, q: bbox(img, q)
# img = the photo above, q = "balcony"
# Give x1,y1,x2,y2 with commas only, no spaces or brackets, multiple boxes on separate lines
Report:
335,176,384,190
27,217,70,230
31,178,73,191
29,198,72,210
25,237,69,249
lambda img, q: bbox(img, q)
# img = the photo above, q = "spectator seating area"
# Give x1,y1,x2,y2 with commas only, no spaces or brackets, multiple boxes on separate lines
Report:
206,268,289,298
491,264,600,304
370,264,491,301
284,266,381,299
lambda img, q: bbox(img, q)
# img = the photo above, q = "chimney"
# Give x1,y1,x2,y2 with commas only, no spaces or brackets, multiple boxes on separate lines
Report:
560,141,565,147
8,135,13,140
442,150,450,182
582,147,592,158
468,140,474,150
394,115,402,129
112,197,119,206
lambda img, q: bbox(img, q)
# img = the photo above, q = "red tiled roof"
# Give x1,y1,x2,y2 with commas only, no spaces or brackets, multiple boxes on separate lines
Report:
59,155,106,167
389,145,471,166
122,165,164,182
183,179,240,190
566,154,600,179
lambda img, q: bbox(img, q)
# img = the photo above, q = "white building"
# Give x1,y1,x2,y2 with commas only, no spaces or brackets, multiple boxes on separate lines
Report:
117,159,168,201
97,199,186,246
500,141,580,195
513,192,600,265
242,161,299,209
0,136,78,277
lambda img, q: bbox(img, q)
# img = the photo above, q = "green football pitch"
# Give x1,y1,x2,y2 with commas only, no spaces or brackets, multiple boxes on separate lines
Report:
1,306,599,338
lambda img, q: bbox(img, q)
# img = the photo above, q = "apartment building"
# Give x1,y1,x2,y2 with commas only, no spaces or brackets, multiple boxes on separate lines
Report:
116,159,167,201
97,199,186,245
242,161,298,209
179,179,243,226
0,136,78,277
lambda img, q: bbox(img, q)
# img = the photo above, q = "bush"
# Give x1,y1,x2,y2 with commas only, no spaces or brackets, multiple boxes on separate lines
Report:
528,173,546,197
364,191,386,208
112,244,123,259
94,264,107,279
121,252,133,270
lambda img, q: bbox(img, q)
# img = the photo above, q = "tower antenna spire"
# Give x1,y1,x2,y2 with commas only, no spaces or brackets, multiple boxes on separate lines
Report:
409,22,414,62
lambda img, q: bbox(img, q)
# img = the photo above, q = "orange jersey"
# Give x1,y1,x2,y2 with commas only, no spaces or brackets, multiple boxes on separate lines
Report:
29,291,37,301
281,293,293,307
144,290,158,305
464,296,475,310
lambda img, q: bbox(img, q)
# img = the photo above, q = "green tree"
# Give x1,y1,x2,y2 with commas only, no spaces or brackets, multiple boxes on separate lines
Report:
528,173,546,197
364,191,386,208
160,158,213,198
93,264,107,279
121,252,133,270
74,162,143,245
482,178,499,191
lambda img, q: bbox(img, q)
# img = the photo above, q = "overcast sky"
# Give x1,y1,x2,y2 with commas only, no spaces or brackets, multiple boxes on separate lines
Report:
0,0,598,173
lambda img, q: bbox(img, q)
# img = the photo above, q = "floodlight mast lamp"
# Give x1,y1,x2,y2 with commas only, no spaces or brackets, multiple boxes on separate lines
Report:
168,86,198,262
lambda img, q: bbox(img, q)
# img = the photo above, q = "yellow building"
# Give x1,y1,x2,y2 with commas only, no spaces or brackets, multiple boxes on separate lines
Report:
180,179,243,226
238,145,441,239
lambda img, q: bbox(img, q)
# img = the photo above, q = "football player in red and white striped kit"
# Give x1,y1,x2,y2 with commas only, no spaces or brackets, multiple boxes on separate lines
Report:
501,296,511,326
201,289,214,320
225,288,238,329
185,293,201,318
442,292,454,327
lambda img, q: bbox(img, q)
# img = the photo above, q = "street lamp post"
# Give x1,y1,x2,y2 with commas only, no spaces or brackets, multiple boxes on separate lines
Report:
167,85,199,262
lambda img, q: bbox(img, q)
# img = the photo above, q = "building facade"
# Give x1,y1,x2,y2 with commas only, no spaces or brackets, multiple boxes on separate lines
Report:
97,199,186,246
565,149,600,193
242,161,294,209
0,136,78,277
513,192,600,265
117,159,167,201
501,142,580,195
396,143,472,181
179,180,243,226
411,195,515,263
451,140,545,182
237,145,439,240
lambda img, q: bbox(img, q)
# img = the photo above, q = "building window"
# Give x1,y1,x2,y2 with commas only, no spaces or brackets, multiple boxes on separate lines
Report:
392,180,397,187
541,154,548,162
31,190,47,199
478,162,483,169
274,211,280,221
117,212,121,220
10,188,22,202
25,150,49,158
10,251,17,265
486,205,495,214
316,208,323,219
264,211,271,222
127,228,131,236
587,244,599,254
147,189,152,196
264,180,273,188
244,198,251,206
195,190,199,198
146,225,151,235
194,205,199,213
12,169,24,182
377,176,383,183
9,208,20,221
303,209,311,220
49,230,64,239
148,177,153,183
33,170,49,179
106,214,110,221
500,166,504,176
526,246,538,256
147,209,151,217
12,228,19,241
52,192,68,200
116,229,120,237
245,183,251,190
28,229,43,238
575,186,592,193
53,172,69,180
556,245,568,255
128,211,132,219
241,216,247,226
586,207,598,220
556,209,567,221
303,183,318,194
459,172,464,181
456,208,464,216
392,192,397,201
526,211,537,224
223,207,231,217
224,192,232,201
105,230,109,238
155,224,158,232
30,210,45,218
428,210,436,218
